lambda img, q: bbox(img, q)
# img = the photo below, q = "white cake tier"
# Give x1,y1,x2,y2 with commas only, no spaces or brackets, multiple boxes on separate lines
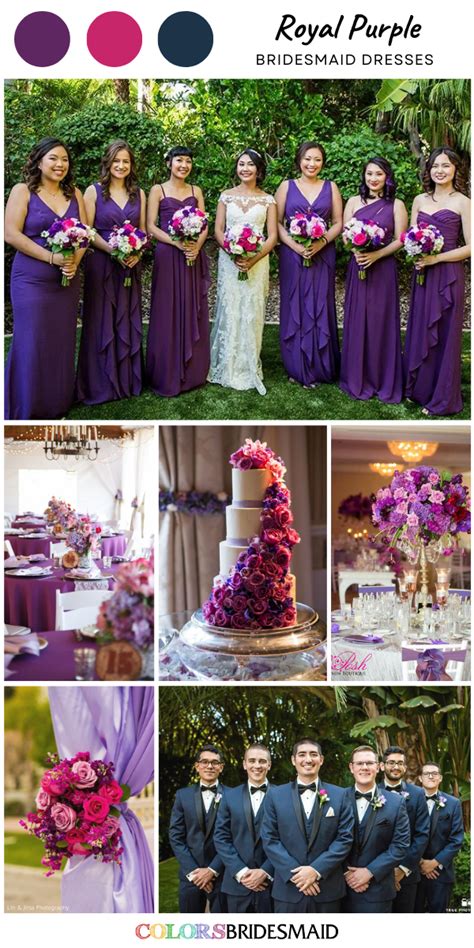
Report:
219,540,249,577
232,467,272,502
225,504,261,544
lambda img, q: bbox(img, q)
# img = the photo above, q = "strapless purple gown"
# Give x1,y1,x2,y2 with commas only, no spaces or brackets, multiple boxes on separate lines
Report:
279,178,339,385
5,192,81,419
146,194,210,396
340,198,402,403
76,184,143,404
403,209,465,415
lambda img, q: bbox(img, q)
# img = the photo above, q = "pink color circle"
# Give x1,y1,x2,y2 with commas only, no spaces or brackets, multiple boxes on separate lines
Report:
87,12,142,66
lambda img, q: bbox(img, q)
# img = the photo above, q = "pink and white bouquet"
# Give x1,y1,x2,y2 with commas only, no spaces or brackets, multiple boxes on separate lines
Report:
168,206,208,266
223,223,264,281
41,217,95,286
400,224,444,285
97,553,154,649
108,220,148,286
20,751,128,876
287,212,327,267
342,218,386,280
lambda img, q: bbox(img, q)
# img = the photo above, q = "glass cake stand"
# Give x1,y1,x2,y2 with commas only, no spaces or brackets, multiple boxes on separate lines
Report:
159,605,326,681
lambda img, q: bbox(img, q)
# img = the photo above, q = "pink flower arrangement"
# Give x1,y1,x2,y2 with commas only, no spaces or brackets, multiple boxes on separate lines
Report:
223,223,264,281
168,206,208,266
342,218,386,279
287,212,327,266
107,220,148,286
66,515,102,556
97,554,154,648
20,752,128,876
400,224,444,284
41,217,95,286
230,438,286,482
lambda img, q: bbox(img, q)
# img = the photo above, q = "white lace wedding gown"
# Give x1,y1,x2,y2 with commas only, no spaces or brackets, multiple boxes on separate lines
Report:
208,193,275,395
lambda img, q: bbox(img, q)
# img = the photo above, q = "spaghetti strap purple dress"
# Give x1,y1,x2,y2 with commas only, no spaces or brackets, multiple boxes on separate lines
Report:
146,189,210,397
403,209,465,415
76,184,143,404
279,178,339,385
5,192,81,420
340,198,402,403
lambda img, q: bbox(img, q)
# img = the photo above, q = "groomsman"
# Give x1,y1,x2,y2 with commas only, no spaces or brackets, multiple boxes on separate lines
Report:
415,761,464,913
214,743,274,913
261,738,354,913
169,744,227,912
379,745,430,912
344,745,410,913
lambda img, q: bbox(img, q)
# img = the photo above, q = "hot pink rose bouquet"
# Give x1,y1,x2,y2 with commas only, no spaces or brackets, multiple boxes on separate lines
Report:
400,224,444,284
168,206,208,266
223,223,264,280
41,217,95,286
342,218,386,280
287,212,327,267
107,220,148,286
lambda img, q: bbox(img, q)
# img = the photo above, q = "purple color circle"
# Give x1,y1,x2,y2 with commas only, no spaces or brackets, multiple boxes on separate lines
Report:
15,12,70,67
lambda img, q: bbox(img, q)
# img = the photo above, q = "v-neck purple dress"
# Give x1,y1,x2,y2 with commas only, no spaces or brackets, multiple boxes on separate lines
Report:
340,198,402,403
76,184,143,404
5,191,81,420
403,209,465,415
279,178,340,385
146,190,210,397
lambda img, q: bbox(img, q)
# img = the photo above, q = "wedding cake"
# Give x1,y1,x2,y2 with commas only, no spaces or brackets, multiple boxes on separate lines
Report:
202,439,300,630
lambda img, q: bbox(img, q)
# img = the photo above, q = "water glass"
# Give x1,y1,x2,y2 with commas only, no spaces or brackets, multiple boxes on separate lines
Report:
73,648,96,680
103,555,112,568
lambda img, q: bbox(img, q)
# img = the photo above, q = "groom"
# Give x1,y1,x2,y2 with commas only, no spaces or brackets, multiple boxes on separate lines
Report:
261,738,354,913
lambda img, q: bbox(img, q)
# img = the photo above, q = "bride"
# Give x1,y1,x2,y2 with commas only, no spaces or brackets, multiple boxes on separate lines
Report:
208,149,278,395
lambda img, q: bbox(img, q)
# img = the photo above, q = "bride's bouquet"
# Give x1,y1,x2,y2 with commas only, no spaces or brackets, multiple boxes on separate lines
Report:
287,212,327,267
342,218,386,280
223,223,264,281
108,220,148,286
400,224,444,285
168,206,208,266
20,751,129,875
41,217,95,286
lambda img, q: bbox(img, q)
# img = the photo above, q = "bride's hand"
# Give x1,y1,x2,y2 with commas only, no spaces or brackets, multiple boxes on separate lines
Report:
235,256,255,272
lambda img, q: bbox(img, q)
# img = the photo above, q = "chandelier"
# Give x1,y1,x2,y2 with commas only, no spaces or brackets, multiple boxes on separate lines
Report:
44,425,100,462
369,462,403,477
387,441,438,463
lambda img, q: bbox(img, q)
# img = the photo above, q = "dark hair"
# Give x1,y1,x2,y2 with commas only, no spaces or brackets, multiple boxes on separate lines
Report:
359,156,396,202
382,745,406,763
23,137,75,199
234,148,266,183
423,146,468,196
350,745,378,763
166,146,194,165
295,141,326,171
244,743,271,760
195,744,223,763
421,761,442,774
99,139,139,202
292,738,323,757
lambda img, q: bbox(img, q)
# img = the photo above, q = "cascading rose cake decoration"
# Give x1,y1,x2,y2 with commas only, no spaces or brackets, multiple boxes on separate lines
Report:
202,439,300,630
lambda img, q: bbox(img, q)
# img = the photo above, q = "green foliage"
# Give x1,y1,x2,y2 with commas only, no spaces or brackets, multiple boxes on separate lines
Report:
4,687,55,768
451,832,471,911
324,124,421,205
373,79,471,157
5,830,52,869
349,715,409,737
4,799,25,816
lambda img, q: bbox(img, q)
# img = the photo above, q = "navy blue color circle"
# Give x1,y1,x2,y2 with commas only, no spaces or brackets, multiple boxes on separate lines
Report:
158,12,213,67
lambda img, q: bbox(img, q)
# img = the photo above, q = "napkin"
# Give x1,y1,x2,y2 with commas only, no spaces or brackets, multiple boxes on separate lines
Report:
4,632,41,678
4,556,29,569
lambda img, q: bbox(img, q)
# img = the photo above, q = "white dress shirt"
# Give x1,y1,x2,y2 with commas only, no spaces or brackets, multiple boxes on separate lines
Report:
201,784,218,813
355,786,375,822
297,778,319,818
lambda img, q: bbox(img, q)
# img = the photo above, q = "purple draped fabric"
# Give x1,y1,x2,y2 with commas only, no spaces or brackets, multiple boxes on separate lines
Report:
48,686,154,913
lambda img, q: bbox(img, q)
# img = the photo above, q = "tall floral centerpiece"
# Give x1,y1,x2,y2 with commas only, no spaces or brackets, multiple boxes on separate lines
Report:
97,555,154,651
372,467,470,604
66,515,102,568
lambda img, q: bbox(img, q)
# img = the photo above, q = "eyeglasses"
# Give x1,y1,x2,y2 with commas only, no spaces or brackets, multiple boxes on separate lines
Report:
385,762,405,767
422,771,440,778
197,760,222,767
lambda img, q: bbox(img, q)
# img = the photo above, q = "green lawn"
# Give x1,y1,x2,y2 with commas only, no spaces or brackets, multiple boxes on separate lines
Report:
4,830,61,870
5,326,470,421
159,857,179,912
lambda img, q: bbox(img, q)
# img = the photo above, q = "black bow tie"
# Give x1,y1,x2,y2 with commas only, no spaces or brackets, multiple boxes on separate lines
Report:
250,784,267,795
355,790,373,801
201,784,217,793
426,793,438,800
385,784,402,792
298,782,317,794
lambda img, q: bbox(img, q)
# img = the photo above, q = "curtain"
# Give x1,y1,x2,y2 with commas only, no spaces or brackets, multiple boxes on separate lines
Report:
48,686,154,913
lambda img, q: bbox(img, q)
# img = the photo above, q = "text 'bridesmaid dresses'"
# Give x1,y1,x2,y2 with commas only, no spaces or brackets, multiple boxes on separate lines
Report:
76,184,143,405
146,188,210,397
403,209,465,415
5,193,81,420
340,198,402,404
279,179,340,386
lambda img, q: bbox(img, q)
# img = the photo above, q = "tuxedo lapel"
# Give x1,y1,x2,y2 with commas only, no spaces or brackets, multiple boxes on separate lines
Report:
360,797,379,850
194,784,205,834
307,784,325,850
291,781,306,840
204,782,223,841
242,785,255,841
430,800,441,838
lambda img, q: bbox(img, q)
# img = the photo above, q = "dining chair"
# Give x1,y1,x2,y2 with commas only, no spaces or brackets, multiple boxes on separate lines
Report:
55,589,114,630
401,640,468,682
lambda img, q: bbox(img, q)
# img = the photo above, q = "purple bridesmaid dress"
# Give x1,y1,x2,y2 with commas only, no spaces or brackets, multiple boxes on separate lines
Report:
76,184,142,404
279,178,340,385
403,209,465,415
340,198,402,403
5,192,80,419
146,189,210,397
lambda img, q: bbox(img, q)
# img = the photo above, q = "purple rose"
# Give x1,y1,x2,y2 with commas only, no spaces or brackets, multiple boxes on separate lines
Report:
35,788,51,810
247,570,266,588
237,457,253,470
71,760,98,788
51,802,77,832
248,598,267,615
231,572,243,589
101,816,121,838
232,594,249,612
214,607,228,627
231,613,249,629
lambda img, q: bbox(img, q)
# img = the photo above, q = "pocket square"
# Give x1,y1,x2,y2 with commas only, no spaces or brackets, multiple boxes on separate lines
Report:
325,807,335,817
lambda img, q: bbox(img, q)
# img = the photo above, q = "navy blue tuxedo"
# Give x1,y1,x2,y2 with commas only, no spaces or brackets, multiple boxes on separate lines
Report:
415,791,464,913
169,782,228,912
214,783,274,912
261,780,354,913
379,780,430,913
343,786,410,913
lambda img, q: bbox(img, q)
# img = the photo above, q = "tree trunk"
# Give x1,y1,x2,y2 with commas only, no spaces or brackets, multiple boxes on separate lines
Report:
113,79,130,105
137,79,152,112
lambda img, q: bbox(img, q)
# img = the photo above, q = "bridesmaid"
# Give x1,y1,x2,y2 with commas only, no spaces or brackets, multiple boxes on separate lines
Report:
5,137,86,419
403,147,470,415
146,147,210,397
76,139,146,404
340,157,407,403
276,141,342,387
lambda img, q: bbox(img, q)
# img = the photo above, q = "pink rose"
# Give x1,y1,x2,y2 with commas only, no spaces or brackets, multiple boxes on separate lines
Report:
273,506,292,527
101,816,121,838
231,613,248,629
237,457,253,470
35,788,51,810
353,232,368,245
272,586,288,602
248,598,267,615
263,561,283,579
247,554,262,570
231,572,243,589
247,570,266,588
41,771,69,795
51,802,77,832
214,607,228,627
98,780,124,805
232,594,248,612
71,760,98,788
82,794,110,823
262,528,283,545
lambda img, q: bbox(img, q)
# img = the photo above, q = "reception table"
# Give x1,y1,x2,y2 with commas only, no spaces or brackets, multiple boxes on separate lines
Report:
6,533,127,560
337,567,397,608
5,630,100,681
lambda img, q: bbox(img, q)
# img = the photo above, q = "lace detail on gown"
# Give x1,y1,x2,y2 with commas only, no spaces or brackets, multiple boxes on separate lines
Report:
208,194,276,395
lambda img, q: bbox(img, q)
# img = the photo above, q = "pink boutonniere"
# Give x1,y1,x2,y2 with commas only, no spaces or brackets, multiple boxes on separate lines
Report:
318,789,330,809
401,790,410,799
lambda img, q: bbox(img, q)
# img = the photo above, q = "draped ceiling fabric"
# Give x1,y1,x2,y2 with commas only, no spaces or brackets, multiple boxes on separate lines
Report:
49,687,154,914
159,425,326,615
